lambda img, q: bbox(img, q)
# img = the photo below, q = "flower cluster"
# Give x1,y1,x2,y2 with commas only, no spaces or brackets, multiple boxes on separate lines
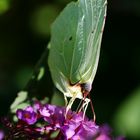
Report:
2,101,125,140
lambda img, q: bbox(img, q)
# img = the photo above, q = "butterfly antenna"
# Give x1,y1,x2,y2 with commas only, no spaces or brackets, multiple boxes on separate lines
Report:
76,98,84,113
78,91,88,113
88,93,96,122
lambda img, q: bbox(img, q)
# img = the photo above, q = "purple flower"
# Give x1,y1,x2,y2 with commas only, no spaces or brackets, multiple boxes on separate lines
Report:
96,124,112,140
62,112,99,140
39,104,65,129
96,124,126,140
39,106,50,117
16,106,37,125
2,102,124,139
115,136,126,140
0,130,4,140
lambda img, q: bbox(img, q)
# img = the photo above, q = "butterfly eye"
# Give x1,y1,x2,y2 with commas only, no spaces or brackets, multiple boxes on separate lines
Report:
81,83,92,93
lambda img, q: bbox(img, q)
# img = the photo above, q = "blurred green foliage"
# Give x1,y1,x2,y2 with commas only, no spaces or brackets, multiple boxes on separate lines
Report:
15,67,33,89
0,0,140,139
30,4,59,37
51,90,65,106
114,87,140,139
0,0,10,14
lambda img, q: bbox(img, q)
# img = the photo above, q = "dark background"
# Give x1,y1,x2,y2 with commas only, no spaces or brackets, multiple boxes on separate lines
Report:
0,0,140,139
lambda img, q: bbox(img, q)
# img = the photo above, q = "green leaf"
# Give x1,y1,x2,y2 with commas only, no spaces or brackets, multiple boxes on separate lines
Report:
48,0,107,99
37,67,45,81
10,91,29,113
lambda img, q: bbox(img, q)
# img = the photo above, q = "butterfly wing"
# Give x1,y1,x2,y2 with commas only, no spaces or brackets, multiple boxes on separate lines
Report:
48,0,107,98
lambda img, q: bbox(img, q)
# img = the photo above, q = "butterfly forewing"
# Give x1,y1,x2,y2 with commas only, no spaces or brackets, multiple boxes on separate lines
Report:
48,0,107,97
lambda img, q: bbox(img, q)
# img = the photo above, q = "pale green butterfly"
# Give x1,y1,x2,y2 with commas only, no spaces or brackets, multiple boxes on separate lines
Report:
48,0,107,110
